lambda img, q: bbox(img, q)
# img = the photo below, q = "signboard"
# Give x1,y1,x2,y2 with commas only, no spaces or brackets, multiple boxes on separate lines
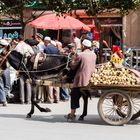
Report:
0,29,20,39
0,20,21,27
99,17,122,25
0,20,21,39
79,18,92,25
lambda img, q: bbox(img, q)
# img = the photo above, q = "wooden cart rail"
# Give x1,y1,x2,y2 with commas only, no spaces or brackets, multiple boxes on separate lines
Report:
85,84,140,91
35,78,140,91
35,79,73,88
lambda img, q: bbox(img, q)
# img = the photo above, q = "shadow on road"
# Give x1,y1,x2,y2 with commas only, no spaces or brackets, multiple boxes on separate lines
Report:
1,113,140,126
0,113,108,126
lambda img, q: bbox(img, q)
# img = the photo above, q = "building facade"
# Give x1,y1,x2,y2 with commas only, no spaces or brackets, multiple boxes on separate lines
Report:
123,10,140,48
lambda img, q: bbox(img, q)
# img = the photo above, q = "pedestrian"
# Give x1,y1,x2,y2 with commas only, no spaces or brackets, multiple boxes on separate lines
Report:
72,32,81,53
64,39,97,120
0,39,14,106
15,35,34,104
44,36,60,103
34,33,45,52
25,38,40,54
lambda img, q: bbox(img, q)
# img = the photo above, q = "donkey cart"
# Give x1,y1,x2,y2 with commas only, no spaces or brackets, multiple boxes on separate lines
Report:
36,79,140,126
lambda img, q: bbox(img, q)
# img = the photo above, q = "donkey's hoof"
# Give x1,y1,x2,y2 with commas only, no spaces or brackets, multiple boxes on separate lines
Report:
78,116,84,121
45,108,51,112
26,113,32,118
40,108,51,112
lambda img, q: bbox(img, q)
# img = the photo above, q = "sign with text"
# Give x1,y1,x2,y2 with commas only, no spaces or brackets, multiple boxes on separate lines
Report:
0,20,21,27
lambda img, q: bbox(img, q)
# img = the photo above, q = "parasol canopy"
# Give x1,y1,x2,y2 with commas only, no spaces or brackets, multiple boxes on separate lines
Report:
28,14,90,31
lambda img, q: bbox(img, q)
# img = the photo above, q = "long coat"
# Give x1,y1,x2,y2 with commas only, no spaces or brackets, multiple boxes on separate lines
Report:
71,49,96,87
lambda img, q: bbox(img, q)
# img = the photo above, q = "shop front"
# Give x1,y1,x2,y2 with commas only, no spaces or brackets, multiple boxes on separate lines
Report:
79,17,122,48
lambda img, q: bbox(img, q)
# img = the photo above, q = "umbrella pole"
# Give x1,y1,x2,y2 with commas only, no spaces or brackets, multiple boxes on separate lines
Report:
57,29,60,40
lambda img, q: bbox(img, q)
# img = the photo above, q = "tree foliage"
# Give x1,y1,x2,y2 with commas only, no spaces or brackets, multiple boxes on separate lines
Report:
0,0,46,34
41,0,140,16
0,0,28,17
0,0,140,35
0,0,140,19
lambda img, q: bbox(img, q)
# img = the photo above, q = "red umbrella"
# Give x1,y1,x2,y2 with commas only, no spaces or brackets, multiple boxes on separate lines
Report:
28,14,90,31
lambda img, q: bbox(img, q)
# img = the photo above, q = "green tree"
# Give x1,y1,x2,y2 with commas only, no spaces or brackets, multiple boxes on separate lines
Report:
41,0,140,62
40,0,140,16
1,0,140,35
42,0,140,62
0,0,47,35
0,0,140,51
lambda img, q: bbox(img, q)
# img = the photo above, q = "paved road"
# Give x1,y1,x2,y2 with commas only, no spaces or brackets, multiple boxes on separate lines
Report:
0,98,140,140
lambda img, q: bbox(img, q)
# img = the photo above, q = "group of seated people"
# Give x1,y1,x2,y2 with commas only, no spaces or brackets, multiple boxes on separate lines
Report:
0,32,101,107
0,33,78,106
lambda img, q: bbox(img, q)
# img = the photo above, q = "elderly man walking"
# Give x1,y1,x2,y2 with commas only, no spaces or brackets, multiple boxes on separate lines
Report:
65,39,97,120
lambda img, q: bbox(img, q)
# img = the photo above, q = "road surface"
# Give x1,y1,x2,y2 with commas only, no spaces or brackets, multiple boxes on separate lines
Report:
0,98,140,140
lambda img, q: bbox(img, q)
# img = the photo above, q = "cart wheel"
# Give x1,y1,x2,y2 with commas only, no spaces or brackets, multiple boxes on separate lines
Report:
130,93,140,120
98,90,133,126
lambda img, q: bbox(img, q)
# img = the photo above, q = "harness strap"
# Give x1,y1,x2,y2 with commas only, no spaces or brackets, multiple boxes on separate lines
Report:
33,52,41,70
0,50,11,67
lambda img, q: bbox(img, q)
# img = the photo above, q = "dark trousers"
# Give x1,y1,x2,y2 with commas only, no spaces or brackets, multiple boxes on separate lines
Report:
70,88,81,109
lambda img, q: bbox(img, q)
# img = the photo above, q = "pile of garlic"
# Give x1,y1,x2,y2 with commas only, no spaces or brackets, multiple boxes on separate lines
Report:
90,62,137,86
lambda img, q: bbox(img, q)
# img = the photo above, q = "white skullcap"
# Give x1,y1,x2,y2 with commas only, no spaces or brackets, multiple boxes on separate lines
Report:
44,36,51,41
56,41,62,46
82,39,91,48
92,41,99,48
0,39,9,46
51,40,56,47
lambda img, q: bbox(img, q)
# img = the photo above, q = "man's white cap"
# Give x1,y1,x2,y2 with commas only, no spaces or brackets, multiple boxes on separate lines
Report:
51,40,56,47
56,41,62,46
82,39,91,48
44,36,51,41
0,39,9,46
92,41,99,48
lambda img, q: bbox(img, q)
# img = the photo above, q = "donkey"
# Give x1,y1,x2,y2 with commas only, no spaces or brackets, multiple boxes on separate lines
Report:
7,50,71,118
1,47,90,120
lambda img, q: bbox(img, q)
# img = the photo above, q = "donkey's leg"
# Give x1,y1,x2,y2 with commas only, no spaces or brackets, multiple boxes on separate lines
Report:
26,86,36,118
32,100,51,112
26,99,35,118
27,85,51,118
78,91,89,121
32,85,51,113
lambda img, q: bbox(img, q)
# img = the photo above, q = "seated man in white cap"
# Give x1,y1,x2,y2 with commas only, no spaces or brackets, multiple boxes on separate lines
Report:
44,36,59,54
43,37,60,103
64,39,97,120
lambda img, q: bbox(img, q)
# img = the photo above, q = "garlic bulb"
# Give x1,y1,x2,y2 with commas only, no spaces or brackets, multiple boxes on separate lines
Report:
90,62,137,86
